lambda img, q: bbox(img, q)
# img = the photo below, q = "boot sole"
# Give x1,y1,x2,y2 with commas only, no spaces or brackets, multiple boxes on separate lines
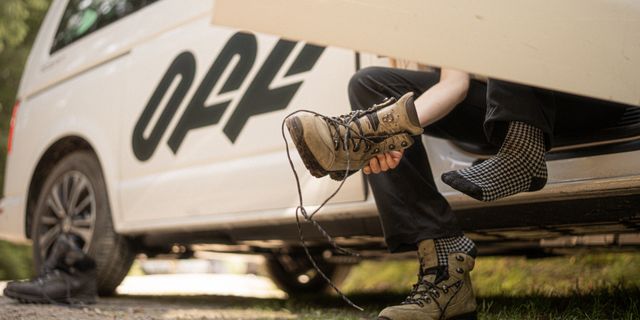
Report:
328,169,358,181
4,288,96,305
285,116,330,178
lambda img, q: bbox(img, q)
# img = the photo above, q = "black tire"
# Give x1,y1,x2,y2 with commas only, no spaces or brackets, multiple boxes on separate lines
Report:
31,151,135,296
265,253,352,295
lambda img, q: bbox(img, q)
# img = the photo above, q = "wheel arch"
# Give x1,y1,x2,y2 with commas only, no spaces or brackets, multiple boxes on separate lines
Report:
25,136,99,239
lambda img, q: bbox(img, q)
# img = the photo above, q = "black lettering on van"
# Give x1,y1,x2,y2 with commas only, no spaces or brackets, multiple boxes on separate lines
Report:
132,32,325,161
132,51,196,161
168,33,257,153
223,41,324,142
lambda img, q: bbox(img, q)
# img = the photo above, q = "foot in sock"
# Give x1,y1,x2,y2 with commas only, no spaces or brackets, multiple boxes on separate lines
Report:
377,238,477,320
441,121,547,202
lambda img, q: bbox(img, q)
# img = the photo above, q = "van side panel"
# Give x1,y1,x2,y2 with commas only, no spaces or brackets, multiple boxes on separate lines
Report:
117,13,366,232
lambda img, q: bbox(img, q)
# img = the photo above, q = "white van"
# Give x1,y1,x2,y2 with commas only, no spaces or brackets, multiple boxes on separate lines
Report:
1,0,639,295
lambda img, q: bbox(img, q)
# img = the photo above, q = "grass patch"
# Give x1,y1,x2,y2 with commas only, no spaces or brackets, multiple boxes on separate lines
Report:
342,251,640,295
336,251,640,319
472,252,640,297
0,240,33,280
477,286,640,320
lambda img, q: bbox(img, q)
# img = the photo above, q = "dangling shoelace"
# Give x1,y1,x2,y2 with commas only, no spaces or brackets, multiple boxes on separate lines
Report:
281,111,368,311
280,97,400,311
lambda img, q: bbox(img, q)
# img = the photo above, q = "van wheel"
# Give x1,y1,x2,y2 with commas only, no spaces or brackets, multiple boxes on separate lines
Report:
31,151,135,296
265,253,352,295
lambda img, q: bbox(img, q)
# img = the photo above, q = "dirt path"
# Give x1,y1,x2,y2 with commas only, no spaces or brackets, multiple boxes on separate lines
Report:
0,274,297,320
0,294,296,320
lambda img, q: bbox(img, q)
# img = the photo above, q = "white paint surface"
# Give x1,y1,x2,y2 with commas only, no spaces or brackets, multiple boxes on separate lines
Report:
213,0,640,106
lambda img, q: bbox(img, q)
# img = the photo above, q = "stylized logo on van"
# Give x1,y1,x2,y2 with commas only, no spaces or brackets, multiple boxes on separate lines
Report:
132,32,325,161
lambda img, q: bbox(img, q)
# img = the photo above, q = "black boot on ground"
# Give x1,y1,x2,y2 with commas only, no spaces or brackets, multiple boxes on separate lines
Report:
3,235,97,305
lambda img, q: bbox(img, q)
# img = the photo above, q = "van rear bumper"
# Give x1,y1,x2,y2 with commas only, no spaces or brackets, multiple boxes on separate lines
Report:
0,196,29,244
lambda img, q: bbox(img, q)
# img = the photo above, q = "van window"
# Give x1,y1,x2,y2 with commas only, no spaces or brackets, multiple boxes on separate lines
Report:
51,0,158,53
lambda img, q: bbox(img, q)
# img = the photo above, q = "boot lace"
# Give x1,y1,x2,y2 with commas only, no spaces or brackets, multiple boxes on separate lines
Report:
33,267,84,308
402,271,465,320
282,111,362,311
323,109,387,153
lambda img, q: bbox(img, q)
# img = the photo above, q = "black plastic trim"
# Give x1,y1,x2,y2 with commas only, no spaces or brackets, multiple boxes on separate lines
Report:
139,193,640,248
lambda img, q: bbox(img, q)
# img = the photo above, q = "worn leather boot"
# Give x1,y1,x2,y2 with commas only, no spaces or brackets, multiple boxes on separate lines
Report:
378,240,477,320
286,92,423,180
3,235,97,305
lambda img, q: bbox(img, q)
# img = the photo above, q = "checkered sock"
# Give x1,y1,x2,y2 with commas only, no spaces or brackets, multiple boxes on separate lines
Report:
434,235,476,266
441,121,547,202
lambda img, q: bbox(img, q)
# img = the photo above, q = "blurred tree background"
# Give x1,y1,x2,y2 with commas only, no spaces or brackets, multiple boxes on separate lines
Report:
0,0,51,280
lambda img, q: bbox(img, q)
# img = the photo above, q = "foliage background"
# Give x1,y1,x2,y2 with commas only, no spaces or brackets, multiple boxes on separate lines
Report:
0,0,51,280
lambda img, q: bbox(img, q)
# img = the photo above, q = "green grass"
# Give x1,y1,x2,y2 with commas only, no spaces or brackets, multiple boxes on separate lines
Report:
342,251,640,296
0,240,33,280
333,251,640,319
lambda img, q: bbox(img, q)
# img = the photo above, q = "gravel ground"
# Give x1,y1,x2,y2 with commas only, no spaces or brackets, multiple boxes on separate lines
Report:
0,274,296,320
0,295,296,320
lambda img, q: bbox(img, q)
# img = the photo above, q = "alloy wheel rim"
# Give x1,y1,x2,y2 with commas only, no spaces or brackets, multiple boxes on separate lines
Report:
37,170,96,258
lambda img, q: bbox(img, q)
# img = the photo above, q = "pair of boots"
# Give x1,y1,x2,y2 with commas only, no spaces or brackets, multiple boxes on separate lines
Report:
285,92,547,201
3,235,97,305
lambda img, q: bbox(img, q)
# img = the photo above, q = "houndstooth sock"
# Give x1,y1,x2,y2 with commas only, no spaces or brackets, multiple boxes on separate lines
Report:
441,121,547,202
434,235,476,266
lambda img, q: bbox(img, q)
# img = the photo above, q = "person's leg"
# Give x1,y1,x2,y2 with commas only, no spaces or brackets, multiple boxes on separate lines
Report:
442,79,554,202
349,67,487,319
349,66,481,255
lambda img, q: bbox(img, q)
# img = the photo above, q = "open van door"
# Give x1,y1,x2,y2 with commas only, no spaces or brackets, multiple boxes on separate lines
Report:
212,0,640,107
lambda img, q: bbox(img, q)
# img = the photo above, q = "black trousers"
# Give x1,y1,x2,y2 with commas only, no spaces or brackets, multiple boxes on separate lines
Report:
347,66,626,253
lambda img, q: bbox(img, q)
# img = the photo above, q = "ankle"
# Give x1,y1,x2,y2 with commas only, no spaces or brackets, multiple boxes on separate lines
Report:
434,235,476,266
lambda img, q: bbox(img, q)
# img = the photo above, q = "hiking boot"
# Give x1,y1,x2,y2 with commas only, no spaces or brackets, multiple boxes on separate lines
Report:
285,92,423,180
3,235,97,305
377,240,477,320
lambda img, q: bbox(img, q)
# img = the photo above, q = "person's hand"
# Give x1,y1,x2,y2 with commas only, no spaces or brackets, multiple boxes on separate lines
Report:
363,150,404,174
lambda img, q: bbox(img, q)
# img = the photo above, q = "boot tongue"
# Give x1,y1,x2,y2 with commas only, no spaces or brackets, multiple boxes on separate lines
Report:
401,93,421,127
424,266,449,284
417,240,440,283
42,235,73,273
417,240,450,284
42,235,89,273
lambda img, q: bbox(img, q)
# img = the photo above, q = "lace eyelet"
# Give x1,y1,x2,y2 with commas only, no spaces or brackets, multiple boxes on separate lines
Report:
401,141,408,147
389,144,395,150
456,268,464,274
456,255,464,262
